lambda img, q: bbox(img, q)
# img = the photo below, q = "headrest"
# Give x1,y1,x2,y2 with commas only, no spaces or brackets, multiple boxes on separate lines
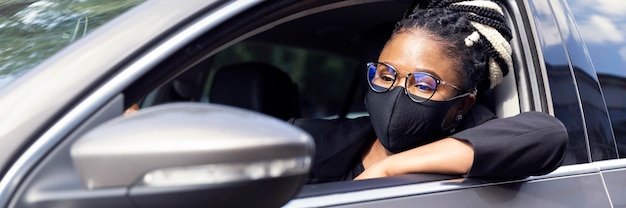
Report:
209,62,300,120
172,67,204,101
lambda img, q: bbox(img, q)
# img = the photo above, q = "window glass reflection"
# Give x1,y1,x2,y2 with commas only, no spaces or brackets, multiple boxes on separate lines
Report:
569,0,626,157
529,0,590,164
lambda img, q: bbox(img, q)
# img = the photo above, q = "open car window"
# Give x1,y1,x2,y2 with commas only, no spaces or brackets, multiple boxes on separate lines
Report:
135,0,531,170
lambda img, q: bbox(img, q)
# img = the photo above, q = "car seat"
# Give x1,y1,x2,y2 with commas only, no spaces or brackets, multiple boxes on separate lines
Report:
209,62,300,120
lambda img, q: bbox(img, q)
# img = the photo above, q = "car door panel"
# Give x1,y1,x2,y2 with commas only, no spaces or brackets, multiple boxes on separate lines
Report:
601,167,626,207
327,173,610,208
286,170,610,207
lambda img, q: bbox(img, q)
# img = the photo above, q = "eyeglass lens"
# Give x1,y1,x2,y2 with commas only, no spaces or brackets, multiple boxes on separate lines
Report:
367,63,438,102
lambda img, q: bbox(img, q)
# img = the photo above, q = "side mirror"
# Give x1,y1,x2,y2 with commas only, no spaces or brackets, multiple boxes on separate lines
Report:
71,103,314,208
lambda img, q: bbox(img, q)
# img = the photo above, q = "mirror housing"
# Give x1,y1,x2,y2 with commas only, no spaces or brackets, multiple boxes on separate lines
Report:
71,103,314,207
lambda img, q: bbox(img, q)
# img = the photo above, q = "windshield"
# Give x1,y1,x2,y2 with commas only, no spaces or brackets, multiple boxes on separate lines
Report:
0,0,145,88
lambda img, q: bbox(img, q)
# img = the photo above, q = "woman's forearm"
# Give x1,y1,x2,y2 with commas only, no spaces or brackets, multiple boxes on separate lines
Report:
355,138,474,180
385,138,474,175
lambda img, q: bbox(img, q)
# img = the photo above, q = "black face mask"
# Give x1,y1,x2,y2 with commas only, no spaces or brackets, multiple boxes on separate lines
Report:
365,87,466,153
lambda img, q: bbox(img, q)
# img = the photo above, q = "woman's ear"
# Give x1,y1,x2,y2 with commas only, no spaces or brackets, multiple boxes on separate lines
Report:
459,93,476,115
445,93,476,127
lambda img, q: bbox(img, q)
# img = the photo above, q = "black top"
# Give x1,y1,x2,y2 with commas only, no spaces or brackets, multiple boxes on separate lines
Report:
289,104,568,184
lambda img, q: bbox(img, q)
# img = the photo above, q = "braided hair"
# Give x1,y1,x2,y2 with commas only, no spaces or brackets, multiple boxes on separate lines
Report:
393,0,513,92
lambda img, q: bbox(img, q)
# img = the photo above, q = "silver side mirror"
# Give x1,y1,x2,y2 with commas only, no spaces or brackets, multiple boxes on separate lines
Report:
71,103,314,207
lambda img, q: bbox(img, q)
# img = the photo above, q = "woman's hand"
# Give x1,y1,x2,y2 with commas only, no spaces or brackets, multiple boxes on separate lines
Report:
124,103,140,116
354,160,390,180
354,138,474,181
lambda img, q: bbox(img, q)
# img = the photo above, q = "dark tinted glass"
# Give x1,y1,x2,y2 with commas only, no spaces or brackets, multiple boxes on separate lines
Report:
529,0,592,164
554,0,617,161
569,0,626,158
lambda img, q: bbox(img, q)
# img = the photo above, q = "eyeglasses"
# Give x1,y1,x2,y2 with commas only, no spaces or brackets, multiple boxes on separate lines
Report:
366,62,469,102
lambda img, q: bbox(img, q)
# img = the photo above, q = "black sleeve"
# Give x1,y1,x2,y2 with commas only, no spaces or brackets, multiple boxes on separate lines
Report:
288,117,376,184
451,111,568,178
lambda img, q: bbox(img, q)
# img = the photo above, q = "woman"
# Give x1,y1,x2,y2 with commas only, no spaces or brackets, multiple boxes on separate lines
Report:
291,0,568,184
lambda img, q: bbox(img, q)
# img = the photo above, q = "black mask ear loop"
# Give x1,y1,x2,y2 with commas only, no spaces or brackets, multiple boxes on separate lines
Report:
440,94,471,133
441,114,461,134
444,112,463,134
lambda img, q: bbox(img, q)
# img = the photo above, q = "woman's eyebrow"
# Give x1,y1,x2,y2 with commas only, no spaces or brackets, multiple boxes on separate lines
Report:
381,62,443,80
409,67,442,79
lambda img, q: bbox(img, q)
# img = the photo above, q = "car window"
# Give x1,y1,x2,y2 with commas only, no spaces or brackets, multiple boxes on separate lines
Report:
0,0,144,89
553,0,617,161
203,42,364,119
528,0,593,164
568,0,626,157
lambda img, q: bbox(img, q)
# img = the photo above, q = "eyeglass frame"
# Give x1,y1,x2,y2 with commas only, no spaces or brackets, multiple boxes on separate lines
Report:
366,62,471,102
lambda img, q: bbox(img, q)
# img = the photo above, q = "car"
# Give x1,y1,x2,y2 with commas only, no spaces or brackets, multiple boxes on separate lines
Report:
0,0,625,207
